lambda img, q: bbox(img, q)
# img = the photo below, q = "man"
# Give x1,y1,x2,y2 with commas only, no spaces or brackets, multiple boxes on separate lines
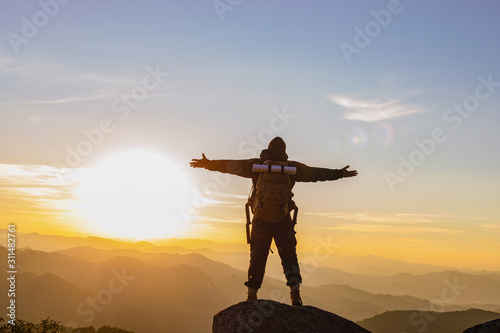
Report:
190,137,357,306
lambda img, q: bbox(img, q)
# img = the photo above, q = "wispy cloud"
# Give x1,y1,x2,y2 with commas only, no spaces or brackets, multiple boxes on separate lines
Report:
8,187,60,197
0,93,114,106
193,215,246,224
0,53,136,105
396,238,428,244
305,211,487,234
327,94,425,122
199,192,248,208
0,55,20,74
306,212,439,225
0,163,74,186
0,163,84,214
479,223,500,233
0,54,133,86
323,224,460,234
211,192,248,200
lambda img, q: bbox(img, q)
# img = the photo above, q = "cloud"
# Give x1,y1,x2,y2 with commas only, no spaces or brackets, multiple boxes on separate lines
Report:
193,216,246,224
0,55,21,74
327,94,425,122
396,238,428,244
211,192,248,200
0,163,86,215
479,223,500,233
305,212,473,234
0,93,113,106
197,192,248,208
0,163,74,186
0,54,132,85
306,212,439,225
0,53,136,105
9,187,60,197
323,224,460,234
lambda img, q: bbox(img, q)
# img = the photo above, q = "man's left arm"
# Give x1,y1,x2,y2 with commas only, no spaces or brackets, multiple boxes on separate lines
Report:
291,161,358,182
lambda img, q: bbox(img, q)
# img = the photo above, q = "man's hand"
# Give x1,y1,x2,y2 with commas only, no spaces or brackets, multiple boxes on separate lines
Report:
341,165,358,178
190,153,210,168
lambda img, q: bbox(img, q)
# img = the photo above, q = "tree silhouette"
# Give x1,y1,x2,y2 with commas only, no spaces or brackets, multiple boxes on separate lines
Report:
0,318,133,333
0,317,37,333
96,326,133,333
39,317,62,333
70,327,95,333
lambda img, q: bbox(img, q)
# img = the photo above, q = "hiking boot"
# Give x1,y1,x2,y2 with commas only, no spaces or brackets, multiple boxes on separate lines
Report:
246,287,258,302
290,289,303,306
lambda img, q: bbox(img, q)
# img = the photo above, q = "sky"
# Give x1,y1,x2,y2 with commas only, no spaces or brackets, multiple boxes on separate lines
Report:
1,0,499,270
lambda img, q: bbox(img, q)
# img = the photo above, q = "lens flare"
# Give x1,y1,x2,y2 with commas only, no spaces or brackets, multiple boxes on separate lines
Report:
350,127,368,150
372,121,395,146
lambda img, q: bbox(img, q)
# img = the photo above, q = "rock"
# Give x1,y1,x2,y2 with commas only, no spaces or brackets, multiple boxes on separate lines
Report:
213,300,372,333
463,319,500,333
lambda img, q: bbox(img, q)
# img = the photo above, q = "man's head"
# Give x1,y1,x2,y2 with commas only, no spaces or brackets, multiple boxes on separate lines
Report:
260,137,288,161
268,137,286,153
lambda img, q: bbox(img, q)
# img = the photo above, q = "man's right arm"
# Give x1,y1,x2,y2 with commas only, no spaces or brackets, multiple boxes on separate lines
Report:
190,154,258,178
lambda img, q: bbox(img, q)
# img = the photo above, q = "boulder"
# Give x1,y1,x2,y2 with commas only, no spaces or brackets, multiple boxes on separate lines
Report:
213,300,372,333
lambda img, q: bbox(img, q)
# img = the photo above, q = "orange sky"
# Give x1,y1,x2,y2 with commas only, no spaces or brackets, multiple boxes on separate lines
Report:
1,157,499,271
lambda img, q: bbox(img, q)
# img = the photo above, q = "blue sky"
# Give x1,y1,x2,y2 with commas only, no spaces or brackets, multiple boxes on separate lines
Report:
1,0,499,268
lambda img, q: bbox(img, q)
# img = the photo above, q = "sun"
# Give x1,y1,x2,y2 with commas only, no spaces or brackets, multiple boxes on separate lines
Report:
74,151,191,240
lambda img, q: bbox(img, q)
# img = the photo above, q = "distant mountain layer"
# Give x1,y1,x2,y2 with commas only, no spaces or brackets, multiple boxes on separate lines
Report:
358,309,500,333
2,228,495,276
1,247,240,332
0,246,442,323
1,241,499,332
46,247,500,320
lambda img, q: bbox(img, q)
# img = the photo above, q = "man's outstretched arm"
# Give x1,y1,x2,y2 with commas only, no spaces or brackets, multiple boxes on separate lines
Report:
291,161,358,182
190,153,257,178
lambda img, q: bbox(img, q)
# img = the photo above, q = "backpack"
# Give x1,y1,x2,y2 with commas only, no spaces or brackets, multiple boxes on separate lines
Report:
248,160,296,222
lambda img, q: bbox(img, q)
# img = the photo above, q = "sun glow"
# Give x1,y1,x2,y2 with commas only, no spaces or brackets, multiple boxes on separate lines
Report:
74,151,191,240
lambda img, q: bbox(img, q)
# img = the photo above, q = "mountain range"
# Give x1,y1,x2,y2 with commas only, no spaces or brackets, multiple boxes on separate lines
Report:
358,308,500,333
1,230,499,332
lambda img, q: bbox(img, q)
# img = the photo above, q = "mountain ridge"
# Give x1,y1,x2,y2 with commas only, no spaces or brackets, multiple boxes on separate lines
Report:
1,228,495,275
358,308,500,333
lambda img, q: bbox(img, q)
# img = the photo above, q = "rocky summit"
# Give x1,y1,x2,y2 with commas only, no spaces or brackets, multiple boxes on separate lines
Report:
213,300,372,333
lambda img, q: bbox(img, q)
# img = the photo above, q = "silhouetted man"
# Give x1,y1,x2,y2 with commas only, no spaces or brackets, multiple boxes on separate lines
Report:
190,137,357,306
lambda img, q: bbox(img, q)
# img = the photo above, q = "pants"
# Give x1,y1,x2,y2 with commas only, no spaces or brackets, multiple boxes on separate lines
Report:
244,219,302,289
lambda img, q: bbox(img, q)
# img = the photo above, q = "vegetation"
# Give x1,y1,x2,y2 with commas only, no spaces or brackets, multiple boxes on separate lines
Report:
0,318,133,333
0,317,61,333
